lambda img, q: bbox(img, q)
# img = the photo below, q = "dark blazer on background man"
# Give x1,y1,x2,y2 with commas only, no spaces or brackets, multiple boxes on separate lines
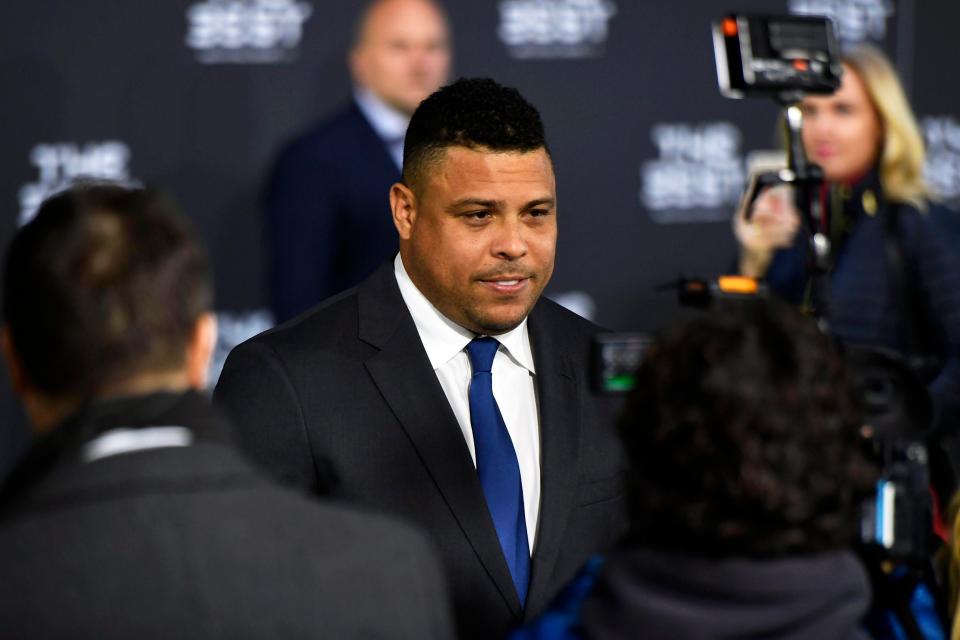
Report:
265,102,401,323
0,391,453,640
215,262,628,640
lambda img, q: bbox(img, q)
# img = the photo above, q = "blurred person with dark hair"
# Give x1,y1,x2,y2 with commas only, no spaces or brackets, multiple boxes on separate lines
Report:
265,0,451,323
217,78,626,640
515,299,878,640
0,183,454,639
733,45,960,487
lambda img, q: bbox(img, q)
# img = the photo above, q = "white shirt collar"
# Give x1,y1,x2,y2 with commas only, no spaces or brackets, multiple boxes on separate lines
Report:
394,254,537,374
354,86,410,143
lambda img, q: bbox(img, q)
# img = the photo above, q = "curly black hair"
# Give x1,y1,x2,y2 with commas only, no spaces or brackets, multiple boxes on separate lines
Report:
619,299,877,557
402,77,548,192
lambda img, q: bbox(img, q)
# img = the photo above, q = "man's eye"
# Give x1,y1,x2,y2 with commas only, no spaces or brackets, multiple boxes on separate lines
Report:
529,209,548,217
465,211,491,220
835,103,852,115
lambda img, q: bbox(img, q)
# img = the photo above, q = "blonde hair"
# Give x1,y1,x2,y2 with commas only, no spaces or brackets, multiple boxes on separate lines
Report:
949,492,960,639
842,44,932,209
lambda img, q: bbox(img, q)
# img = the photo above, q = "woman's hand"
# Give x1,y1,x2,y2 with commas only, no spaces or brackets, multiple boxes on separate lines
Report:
733,185,801,277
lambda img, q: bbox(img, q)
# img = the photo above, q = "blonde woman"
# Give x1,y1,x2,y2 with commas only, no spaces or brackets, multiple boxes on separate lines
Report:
734,44,960,449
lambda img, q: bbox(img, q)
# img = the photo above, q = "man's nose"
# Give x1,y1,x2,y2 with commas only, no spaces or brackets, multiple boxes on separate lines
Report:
410,47,442,75
493,218,528,260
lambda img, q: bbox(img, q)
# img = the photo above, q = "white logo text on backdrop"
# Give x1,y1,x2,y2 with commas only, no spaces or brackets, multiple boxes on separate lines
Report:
186,0,313,64
788,0,894,46
498,0,617,59
640,122,745,223
209,310,275,385
18,141,133,226
923,115,960,207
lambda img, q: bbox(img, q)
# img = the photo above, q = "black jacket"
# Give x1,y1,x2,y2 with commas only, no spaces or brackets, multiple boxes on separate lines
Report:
215,262,628,640
265,101,401,322
0,391,453,639
580,550,871,640
765,172,960,433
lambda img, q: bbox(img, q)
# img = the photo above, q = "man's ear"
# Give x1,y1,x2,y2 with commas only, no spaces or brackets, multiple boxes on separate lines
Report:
1,326,27,397
186,313,217,391
348,46,366,88
390,182,418,241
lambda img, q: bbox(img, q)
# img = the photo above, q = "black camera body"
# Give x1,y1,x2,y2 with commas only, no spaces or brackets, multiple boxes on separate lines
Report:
847,347,936,564
860,444,932,562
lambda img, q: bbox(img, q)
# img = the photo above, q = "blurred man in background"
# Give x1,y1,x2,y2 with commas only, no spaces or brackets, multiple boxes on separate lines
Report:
0,183,453,639
265,0,451,322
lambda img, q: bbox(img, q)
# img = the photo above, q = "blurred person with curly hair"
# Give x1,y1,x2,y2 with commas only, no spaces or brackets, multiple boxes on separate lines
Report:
515,299,878,639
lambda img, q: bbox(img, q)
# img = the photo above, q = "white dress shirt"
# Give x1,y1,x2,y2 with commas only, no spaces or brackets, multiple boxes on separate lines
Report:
354,86,409,171
394,255,541,552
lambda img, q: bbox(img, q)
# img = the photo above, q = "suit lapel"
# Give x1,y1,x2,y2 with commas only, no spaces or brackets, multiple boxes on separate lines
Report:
524,305,582,617
358,265,523,618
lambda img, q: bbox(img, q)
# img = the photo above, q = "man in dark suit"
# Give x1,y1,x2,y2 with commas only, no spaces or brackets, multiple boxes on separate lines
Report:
265,0,451,322
0,183,454,639
216,78,628,639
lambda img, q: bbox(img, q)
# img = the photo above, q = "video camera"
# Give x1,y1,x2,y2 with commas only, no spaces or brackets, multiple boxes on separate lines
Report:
713,13,843,318
591,276,763,394
848,347,936,564
712,14,842,100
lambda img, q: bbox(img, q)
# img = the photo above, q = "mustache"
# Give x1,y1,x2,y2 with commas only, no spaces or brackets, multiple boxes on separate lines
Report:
474,266,536,280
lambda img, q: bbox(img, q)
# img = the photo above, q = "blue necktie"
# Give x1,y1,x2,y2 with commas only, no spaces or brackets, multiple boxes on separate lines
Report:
466,337,530,606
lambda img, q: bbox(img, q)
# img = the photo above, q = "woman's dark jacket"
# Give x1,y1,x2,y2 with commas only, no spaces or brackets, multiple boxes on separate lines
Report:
765,170,960,433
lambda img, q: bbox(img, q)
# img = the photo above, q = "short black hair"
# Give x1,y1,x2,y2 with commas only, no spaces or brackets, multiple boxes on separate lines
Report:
3,182,212,397
402,77,548,192
619,299,876,557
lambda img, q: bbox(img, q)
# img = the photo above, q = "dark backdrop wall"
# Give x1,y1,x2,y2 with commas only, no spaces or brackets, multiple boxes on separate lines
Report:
2,0,959,475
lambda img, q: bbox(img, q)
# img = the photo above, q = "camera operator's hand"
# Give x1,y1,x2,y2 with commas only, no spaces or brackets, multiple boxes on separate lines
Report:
734,185,801,278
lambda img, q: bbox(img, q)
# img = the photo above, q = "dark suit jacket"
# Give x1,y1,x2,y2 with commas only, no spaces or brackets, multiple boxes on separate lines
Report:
265,101,401,323
0,391,453,640
215,263,628,640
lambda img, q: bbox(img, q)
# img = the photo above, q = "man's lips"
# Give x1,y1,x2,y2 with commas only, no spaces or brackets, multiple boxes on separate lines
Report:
477,274,532,294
